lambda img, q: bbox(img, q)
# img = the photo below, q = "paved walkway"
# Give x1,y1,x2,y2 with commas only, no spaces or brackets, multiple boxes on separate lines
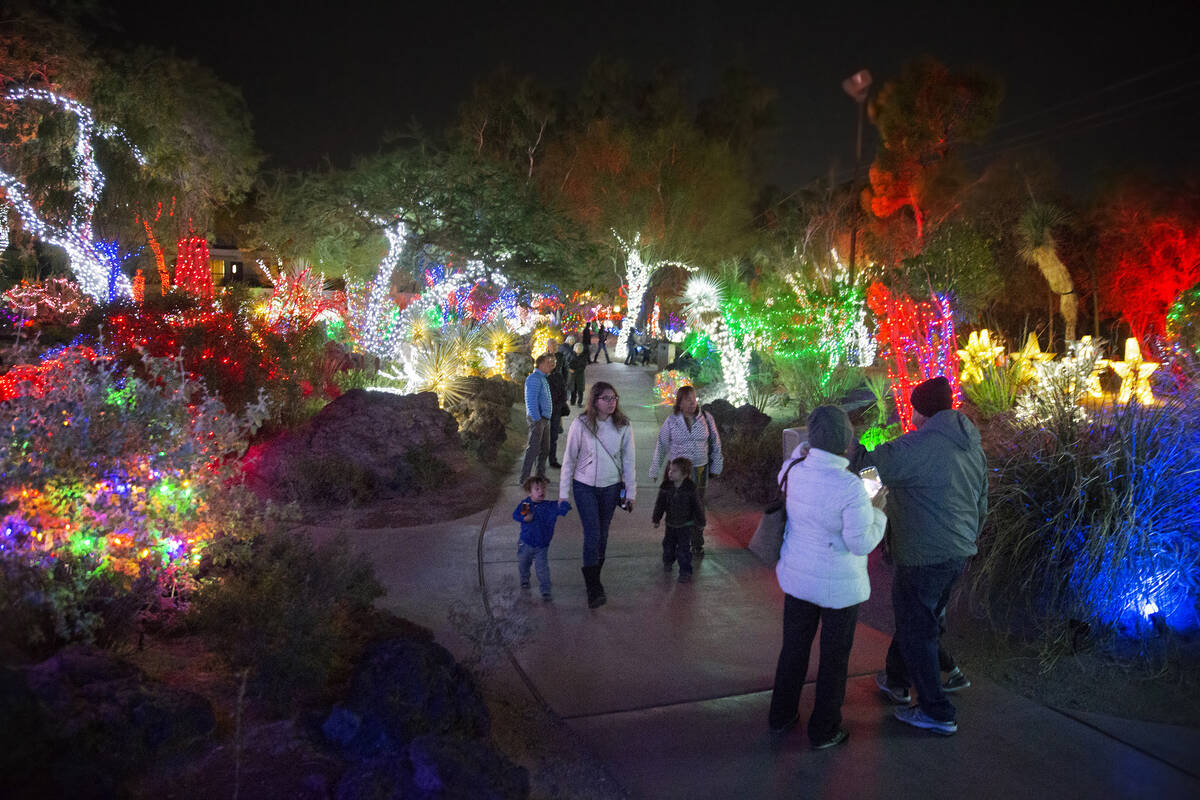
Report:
307,363,1200,800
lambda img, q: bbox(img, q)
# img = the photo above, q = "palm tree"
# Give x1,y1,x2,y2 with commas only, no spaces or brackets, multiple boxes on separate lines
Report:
1018,203,1077,344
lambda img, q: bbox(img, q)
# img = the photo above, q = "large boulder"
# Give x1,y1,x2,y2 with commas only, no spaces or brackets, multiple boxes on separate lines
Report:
0,646,215,798
703,398,771,440
243,390,466,504
325,638,490,757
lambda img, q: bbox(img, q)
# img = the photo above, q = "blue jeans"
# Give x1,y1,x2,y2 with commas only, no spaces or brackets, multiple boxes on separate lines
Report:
518,541,551,595
890,558,966,722
572,480,621,567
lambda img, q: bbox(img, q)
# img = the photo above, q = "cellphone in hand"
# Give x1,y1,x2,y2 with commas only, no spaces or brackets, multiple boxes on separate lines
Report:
858,466,883,499
521,500,531,516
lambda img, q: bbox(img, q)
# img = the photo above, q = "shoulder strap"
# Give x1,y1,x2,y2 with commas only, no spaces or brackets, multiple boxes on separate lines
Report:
778,457,803,494
588,421,625,480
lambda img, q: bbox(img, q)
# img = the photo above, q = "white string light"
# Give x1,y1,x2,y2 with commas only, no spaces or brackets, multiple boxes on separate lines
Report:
0,88,141,301
682,273,750,405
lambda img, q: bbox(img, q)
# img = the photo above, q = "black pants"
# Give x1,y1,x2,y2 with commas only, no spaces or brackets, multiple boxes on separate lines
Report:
661,524,694,575
768,595,859,742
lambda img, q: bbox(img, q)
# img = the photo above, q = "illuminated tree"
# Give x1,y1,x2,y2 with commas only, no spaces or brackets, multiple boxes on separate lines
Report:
864,57,1003,260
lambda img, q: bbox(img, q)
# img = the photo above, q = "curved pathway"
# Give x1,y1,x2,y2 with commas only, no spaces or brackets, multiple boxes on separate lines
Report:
309,362,1200,799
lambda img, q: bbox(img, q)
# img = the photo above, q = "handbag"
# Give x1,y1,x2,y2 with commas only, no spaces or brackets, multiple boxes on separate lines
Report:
748,457,803,564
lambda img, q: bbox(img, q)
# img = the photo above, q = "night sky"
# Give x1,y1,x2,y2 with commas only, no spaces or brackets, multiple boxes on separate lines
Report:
107,0,1200,193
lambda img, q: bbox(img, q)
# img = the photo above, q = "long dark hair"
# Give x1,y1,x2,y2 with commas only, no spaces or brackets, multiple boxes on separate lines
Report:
673,385,697,415
584,381,629,431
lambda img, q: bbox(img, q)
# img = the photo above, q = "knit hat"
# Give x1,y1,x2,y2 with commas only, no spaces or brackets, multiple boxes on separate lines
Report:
807,405,853,455
910,376,954,418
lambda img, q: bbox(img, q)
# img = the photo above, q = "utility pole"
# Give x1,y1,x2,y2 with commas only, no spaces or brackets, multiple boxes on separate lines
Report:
842,69,872,285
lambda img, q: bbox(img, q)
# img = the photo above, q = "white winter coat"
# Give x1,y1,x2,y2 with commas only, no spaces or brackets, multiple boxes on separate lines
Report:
559,415,637,503
775,444,886,609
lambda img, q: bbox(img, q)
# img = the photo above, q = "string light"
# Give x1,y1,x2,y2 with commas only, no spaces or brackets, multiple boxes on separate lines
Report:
682,273,750,405
0,88,142,302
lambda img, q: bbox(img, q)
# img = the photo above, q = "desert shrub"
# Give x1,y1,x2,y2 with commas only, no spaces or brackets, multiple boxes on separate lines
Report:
721,420,792,504
0,554,159,661
975,396,1200,658
776,353,863,419
444,375,521,461
190,529,385,712
277,455,382,506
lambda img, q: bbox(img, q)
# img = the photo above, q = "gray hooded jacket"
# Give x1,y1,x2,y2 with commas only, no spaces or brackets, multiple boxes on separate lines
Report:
850,409,987,566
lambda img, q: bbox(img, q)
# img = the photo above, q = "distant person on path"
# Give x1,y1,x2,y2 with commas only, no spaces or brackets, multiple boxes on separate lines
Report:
559,381,636,608
768,405,888,749
581,323,593,361
513,476,571,601
849,376,987,737
592,326,610,363
519,353,556,485
568,343,588,406
648,385,723,557
652,457,706,583
547,346,569,470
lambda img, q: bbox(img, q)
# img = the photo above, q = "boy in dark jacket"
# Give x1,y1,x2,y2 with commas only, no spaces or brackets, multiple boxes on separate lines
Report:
513,476,571,600
652,457,706,583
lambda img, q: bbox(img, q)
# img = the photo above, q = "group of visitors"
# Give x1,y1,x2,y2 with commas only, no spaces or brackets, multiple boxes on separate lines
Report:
517,345,988,748
767,375,987,748
516,356,723,608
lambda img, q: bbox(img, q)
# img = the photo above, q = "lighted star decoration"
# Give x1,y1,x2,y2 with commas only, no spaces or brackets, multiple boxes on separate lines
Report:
1111,337,1158,405
1011,332,1056,382
957,329,1006,384
1076,336,1109,398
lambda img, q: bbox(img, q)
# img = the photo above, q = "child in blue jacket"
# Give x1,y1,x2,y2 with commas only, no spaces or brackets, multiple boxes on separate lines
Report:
513,475,571,600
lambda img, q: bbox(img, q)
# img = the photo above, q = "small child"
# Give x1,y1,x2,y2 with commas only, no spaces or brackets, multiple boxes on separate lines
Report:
512,476,571,600
652,457,707,583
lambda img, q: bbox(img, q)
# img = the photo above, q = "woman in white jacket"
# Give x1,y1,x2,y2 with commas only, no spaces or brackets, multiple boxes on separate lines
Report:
768,405,887,749
559,381,637,608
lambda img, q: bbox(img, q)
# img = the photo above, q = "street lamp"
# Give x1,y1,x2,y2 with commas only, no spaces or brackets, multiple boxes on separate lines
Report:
842,69,872,283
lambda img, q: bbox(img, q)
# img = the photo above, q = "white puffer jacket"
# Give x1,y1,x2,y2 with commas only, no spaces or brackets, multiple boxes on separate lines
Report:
775,444,886,609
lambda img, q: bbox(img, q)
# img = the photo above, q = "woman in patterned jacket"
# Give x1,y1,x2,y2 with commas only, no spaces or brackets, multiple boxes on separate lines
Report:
647,385,723,556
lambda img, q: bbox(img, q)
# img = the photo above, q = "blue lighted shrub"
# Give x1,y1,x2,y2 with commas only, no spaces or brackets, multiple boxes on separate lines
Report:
975,395,1200,653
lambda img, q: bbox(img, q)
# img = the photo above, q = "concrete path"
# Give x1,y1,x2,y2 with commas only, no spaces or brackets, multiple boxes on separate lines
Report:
309,362,1200,800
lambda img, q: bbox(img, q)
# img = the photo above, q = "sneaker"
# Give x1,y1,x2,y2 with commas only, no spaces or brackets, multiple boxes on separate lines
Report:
874,671,911,704
678,572,692,584
692,547,705,559
943,667,971,692
811,728,849,750
541,592,553,602
768,713,799,735
893,705,957,736
519,581,531,590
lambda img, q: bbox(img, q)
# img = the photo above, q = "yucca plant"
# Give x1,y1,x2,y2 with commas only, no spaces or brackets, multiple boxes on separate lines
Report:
963,360,1025,417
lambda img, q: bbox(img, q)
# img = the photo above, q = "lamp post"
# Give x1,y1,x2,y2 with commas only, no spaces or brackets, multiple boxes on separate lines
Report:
842,69,872,284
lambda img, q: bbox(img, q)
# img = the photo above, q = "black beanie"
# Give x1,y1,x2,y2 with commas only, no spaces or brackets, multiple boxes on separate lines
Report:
911,376,954,418
807,405,853,455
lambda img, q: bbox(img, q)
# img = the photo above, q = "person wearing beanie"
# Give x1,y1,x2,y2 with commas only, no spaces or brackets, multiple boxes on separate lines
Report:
849,376,987,737
768,405,888,749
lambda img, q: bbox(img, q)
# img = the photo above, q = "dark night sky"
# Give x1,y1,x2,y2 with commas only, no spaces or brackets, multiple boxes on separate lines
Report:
106,0,1200,193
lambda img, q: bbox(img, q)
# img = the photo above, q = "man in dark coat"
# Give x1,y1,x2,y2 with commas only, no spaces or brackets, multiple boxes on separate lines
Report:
849,376,986,737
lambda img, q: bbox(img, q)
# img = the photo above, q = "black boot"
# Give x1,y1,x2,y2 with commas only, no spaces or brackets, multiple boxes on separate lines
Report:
582,565,605,608
594,560,607,605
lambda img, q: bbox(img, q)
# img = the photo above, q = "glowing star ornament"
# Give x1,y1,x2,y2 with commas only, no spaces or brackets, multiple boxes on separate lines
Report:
1010,332,1056,382
1076,336,1109,398
957,329,1006,384
1111,338,1158,404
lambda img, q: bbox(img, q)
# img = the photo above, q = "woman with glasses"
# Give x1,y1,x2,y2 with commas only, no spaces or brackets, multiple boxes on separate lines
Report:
647,385,723,557
558,382,636,608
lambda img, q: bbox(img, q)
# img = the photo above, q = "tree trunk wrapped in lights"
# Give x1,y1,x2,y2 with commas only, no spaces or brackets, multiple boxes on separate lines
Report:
866,283,962,432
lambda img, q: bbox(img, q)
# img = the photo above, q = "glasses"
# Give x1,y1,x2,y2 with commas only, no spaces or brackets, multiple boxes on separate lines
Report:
598,394,619,402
